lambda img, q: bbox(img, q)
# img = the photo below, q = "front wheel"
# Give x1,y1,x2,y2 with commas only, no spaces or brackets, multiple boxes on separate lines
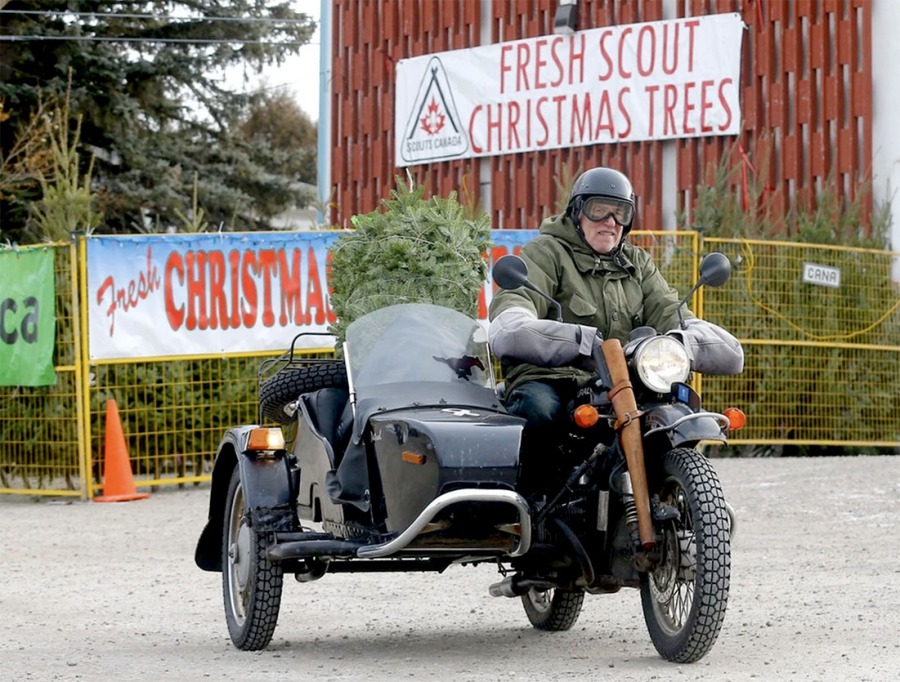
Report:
521,587,585,631
222,467,284,650
641,448,730,663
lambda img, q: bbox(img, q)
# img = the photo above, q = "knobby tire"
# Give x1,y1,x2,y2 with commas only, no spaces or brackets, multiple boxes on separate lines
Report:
259,362,348,425
641,447,731,663
222,467,284,650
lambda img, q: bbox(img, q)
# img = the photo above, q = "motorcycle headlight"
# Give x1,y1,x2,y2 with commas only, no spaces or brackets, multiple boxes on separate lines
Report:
634,336,691,393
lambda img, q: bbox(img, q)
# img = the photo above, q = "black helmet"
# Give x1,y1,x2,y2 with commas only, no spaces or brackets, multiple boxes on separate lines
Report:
566,167,636,235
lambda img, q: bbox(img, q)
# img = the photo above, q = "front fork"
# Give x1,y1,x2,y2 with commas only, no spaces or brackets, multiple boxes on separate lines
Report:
614,464,659,572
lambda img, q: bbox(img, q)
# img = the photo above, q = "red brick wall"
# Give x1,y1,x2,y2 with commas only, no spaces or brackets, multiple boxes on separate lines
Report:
329,0,872,232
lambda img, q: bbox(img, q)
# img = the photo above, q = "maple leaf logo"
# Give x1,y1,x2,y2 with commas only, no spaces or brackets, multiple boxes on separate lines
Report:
419,97,445,136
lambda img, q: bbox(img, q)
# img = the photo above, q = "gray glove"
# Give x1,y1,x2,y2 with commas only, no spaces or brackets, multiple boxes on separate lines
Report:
667,319,744,375
489,306,597,367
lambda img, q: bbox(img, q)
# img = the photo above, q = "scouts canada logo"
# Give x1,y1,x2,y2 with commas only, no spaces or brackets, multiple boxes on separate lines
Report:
401,57,468,164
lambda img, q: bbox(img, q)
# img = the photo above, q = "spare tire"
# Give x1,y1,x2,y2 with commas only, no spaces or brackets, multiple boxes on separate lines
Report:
259,361,348,425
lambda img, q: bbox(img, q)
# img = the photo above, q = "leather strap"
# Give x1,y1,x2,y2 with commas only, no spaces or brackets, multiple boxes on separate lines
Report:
607,379,633,400
614,408,645,431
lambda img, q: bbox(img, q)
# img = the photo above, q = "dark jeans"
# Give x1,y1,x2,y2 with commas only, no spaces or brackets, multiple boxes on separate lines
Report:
503,380,576,460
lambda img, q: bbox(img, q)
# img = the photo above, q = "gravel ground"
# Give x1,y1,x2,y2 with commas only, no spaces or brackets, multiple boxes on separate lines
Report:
2,455,899,681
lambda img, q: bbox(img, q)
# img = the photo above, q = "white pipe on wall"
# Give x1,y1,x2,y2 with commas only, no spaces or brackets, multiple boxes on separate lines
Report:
871,0,900,279
316,0,332,226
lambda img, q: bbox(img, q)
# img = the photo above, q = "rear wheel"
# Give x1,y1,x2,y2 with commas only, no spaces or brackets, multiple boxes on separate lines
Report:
641,448,731,662
222,467,283,650
521,587,584,631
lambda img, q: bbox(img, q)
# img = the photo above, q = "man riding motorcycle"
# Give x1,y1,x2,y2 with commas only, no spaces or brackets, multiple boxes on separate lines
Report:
488,167,744,465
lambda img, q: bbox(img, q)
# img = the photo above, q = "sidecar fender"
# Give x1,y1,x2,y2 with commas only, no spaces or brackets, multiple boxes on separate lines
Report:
642,403,727,448
194,426,294,572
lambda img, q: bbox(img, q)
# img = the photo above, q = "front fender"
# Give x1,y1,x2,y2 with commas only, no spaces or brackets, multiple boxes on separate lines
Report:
194,426,295,572
642,403,727,448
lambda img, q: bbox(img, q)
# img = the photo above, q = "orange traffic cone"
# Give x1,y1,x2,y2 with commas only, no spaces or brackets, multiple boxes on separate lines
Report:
93,399,150,503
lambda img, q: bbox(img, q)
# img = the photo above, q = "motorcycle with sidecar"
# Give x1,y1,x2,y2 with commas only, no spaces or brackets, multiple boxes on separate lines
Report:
195,251,742,662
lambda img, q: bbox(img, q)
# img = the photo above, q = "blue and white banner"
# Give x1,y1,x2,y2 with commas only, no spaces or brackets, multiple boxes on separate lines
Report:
86,231,536,360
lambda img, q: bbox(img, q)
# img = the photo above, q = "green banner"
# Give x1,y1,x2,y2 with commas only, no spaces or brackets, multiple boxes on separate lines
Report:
0,249,57,386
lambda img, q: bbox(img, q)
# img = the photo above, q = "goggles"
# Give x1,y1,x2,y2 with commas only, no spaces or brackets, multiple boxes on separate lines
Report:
581,197,634,226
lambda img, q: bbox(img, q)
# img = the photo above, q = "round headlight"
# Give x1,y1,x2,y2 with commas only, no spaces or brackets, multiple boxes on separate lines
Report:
634,336,691,393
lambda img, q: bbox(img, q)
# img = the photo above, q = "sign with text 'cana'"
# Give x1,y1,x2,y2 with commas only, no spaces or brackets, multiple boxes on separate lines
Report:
395,13,744,167
802,262,841,288
0,249,57,386
85,231,537,361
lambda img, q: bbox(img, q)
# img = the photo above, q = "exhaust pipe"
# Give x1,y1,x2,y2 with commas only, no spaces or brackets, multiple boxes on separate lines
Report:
488,575,557,598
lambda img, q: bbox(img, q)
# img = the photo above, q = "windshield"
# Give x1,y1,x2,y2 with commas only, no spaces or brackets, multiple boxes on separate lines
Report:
345,304,494,391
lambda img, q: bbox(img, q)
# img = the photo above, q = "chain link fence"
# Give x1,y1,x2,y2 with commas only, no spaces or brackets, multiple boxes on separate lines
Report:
1,234,897,498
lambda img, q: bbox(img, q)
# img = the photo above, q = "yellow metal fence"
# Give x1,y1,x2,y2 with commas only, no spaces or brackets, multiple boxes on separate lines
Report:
1,234,897,498
0,243,85,496
702,238,900,447
83,355,267,498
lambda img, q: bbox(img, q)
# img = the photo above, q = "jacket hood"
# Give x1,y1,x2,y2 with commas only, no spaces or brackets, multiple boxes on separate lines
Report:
539,214,636,274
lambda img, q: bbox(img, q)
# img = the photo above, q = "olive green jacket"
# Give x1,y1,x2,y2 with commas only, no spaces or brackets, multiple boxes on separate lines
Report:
489,214,691,393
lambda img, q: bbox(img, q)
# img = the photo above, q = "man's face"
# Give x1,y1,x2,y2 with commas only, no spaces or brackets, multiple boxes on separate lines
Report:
577,196,633,254
579,208,624,254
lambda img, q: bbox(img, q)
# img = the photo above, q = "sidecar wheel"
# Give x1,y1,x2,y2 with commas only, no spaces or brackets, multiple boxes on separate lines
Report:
521,587,584,631
641,448,730,663
259,361,348,424
222,467,283,650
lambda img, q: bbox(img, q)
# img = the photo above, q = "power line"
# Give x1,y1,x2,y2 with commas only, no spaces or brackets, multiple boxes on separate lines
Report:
0,8,319,44
0,9,318,26
0,35,318,45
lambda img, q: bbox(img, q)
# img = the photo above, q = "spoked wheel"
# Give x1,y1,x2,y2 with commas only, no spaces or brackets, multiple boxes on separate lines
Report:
641,448,731,663
222,467,284,650
521,587,585,631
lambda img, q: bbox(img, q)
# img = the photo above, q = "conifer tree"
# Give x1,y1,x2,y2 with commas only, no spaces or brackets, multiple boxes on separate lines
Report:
328,176,492,346
0,1,316,241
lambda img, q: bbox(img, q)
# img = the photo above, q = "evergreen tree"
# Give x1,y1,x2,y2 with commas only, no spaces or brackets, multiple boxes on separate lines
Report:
328,176,493,347
0,0,317,242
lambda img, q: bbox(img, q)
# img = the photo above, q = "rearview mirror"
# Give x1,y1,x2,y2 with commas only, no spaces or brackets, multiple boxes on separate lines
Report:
491,254,563,322
699,252,731,288
675,252,733,329
492,255,530,290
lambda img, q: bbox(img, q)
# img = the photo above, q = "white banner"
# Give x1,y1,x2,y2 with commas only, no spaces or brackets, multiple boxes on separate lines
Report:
86,233,339,360
395,13,744,167
85,231,538,361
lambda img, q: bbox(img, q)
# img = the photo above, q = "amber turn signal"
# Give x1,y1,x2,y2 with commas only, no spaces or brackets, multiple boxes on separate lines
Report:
401,451,426,465
573,404,600,428
723,407,746,431
247,427,286,451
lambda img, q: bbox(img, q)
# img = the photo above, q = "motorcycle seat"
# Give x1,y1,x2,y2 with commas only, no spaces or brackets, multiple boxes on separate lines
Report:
301,388,350,462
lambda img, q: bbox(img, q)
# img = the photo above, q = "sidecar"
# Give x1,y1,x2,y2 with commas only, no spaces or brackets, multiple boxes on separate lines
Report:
290,377,529,550
195,304,532,650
